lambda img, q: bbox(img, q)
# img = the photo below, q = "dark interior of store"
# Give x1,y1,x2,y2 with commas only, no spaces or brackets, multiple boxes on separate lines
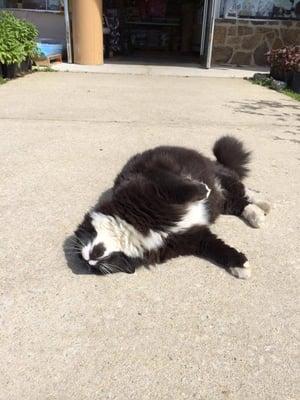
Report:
103,0,205,65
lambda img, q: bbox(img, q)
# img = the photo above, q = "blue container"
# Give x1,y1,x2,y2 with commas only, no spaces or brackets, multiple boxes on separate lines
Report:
37,39,64,57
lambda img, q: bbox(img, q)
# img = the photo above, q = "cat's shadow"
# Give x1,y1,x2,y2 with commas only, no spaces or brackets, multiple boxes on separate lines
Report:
63,188,113,275
63,235,93,275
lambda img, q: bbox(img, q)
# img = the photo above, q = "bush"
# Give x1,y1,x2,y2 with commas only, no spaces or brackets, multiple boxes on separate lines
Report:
0,11,38,66
267,45,300,74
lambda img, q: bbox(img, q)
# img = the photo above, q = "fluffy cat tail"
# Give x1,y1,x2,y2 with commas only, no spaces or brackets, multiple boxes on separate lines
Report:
213,136,251,180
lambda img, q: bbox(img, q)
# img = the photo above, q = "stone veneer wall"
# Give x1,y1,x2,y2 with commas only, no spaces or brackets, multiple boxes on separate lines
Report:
212,18,300,66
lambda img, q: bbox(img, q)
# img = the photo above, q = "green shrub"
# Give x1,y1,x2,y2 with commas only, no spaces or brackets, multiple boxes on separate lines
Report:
0,11,38,65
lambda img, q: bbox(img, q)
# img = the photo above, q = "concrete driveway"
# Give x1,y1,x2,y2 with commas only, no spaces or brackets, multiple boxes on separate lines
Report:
0,72,299,400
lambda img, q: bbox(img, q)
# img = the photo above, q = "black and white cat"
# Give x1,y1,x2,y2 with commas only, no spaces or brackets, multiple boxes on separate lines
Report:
74,136,270,279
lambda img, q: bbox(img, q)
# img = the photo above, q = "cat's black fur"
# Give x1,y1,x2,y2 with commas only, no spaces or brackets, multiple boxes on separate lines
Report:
74,136,261,278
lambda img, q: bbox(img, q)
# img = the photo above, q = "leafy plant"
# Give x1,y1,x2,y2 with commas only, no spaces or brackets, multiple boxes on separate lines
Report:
250,77,300,102
0,11,38,65
267,45,300,73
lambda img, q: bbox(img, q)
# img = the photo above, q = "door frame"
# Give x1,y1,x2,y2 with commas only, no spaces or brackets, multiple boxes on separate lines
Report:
64,0,72,63
201,0,217,69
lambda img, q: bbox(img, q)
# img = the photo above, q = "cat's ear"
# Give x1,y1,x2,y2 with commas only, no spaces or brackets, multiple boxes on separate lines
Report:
75,213,95,239
122,262,136,274
109,252,136,274
119,253,136,274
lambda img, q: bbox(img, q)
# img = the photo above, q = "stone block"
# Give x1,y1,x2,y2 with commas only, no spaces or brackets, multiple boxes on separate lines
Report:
213,25,227,46
226,36,241,47
254,42,269,66
272,38,283,50
238,26,253,36
231,51,252,65
281,29,300,46
242,33,263,50
228,26,237,35
281,20,293,27
266,31,276,42
274,30,280,37
212,46,233,63
257,27,273,34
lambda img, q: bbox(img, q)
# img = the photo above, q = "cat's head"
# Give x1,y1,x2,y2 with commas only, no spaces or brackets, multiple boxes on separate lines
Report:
74,212,136,274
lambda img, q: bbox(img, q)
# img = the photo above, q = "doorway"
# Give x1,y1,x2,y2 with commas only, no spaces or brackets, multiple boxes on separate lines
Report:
102,0,216,67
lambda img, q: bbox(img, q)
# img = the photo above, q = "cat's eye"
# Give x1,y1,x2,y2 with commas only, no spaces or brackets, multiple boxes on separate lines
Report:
90,243,105,260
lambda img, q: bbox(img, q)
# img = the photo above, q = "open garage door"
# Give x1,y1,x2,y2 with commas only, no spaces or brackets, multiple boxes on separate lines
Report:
65,0,218,68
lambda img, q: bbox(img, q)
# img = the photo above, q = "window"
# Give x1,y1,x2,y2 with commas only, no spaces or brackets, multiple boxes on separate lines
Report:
221,0,299,20
1,0,63,10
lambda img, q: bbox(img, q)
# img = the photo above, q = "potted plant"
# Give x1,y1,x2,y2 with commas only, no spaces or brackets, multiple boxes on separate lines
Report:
267,46,300,85
288,46,300,93
267,48,284,81
292,63,300,94
0,11,38,79
282,46,300,87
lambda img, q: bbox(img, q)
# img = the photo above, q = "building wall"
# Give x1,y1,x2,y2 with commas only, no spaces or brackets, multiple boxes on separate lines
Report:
212,18,300,66
9,9,66,43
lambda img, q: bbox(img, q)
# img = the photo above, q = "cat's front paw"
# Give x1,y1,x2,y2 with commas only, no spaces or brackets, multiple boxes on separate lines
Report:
242,204,265,228
230,261,251,279
256,200,271,215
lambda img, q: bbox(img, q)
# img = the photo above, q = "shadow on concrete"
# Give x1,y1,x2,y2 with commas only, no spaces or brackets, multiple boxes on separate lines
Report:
63,235,92,275
229,99,300,123
106,56,201,68
273,135,300,144
63,188,114,275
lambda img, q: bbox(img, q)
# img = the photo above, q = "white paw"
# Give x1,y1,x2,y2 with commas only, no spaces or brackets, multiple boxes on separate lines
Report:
256,201,271,215
242,204,265,228
245,189,271,215
230,262,251,279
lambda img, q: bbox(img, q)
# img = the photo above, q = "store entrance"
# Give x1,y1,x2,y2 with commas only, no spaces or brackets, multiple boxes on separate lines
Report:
103,0,212,66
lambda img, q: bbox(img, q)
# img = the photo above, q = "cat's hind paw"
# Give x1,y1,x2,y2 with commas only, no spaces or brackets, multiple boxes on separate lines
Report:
242,204,265,228
230,262,251,279
255,201,271,215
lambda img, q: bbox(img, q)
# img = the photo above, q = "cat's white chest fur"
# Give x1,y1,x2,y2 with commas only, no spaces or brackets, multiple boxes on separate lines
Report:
87,198,209,260
170,199,209,234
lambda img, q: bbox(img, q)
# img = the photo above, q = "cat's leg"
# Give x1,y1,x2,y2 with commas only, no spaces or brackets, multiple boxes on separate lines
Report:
218,173,266,228
197,228,251,279
145,168,210,204
159,227,251,279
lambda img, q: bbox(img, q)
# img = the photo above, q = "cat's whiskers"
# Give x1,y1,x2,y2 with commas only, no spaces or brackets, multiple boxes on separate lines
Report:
70,237,85,247
65,243,82,250
64,245,82,254
72,234,86,247
65,249,82,255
